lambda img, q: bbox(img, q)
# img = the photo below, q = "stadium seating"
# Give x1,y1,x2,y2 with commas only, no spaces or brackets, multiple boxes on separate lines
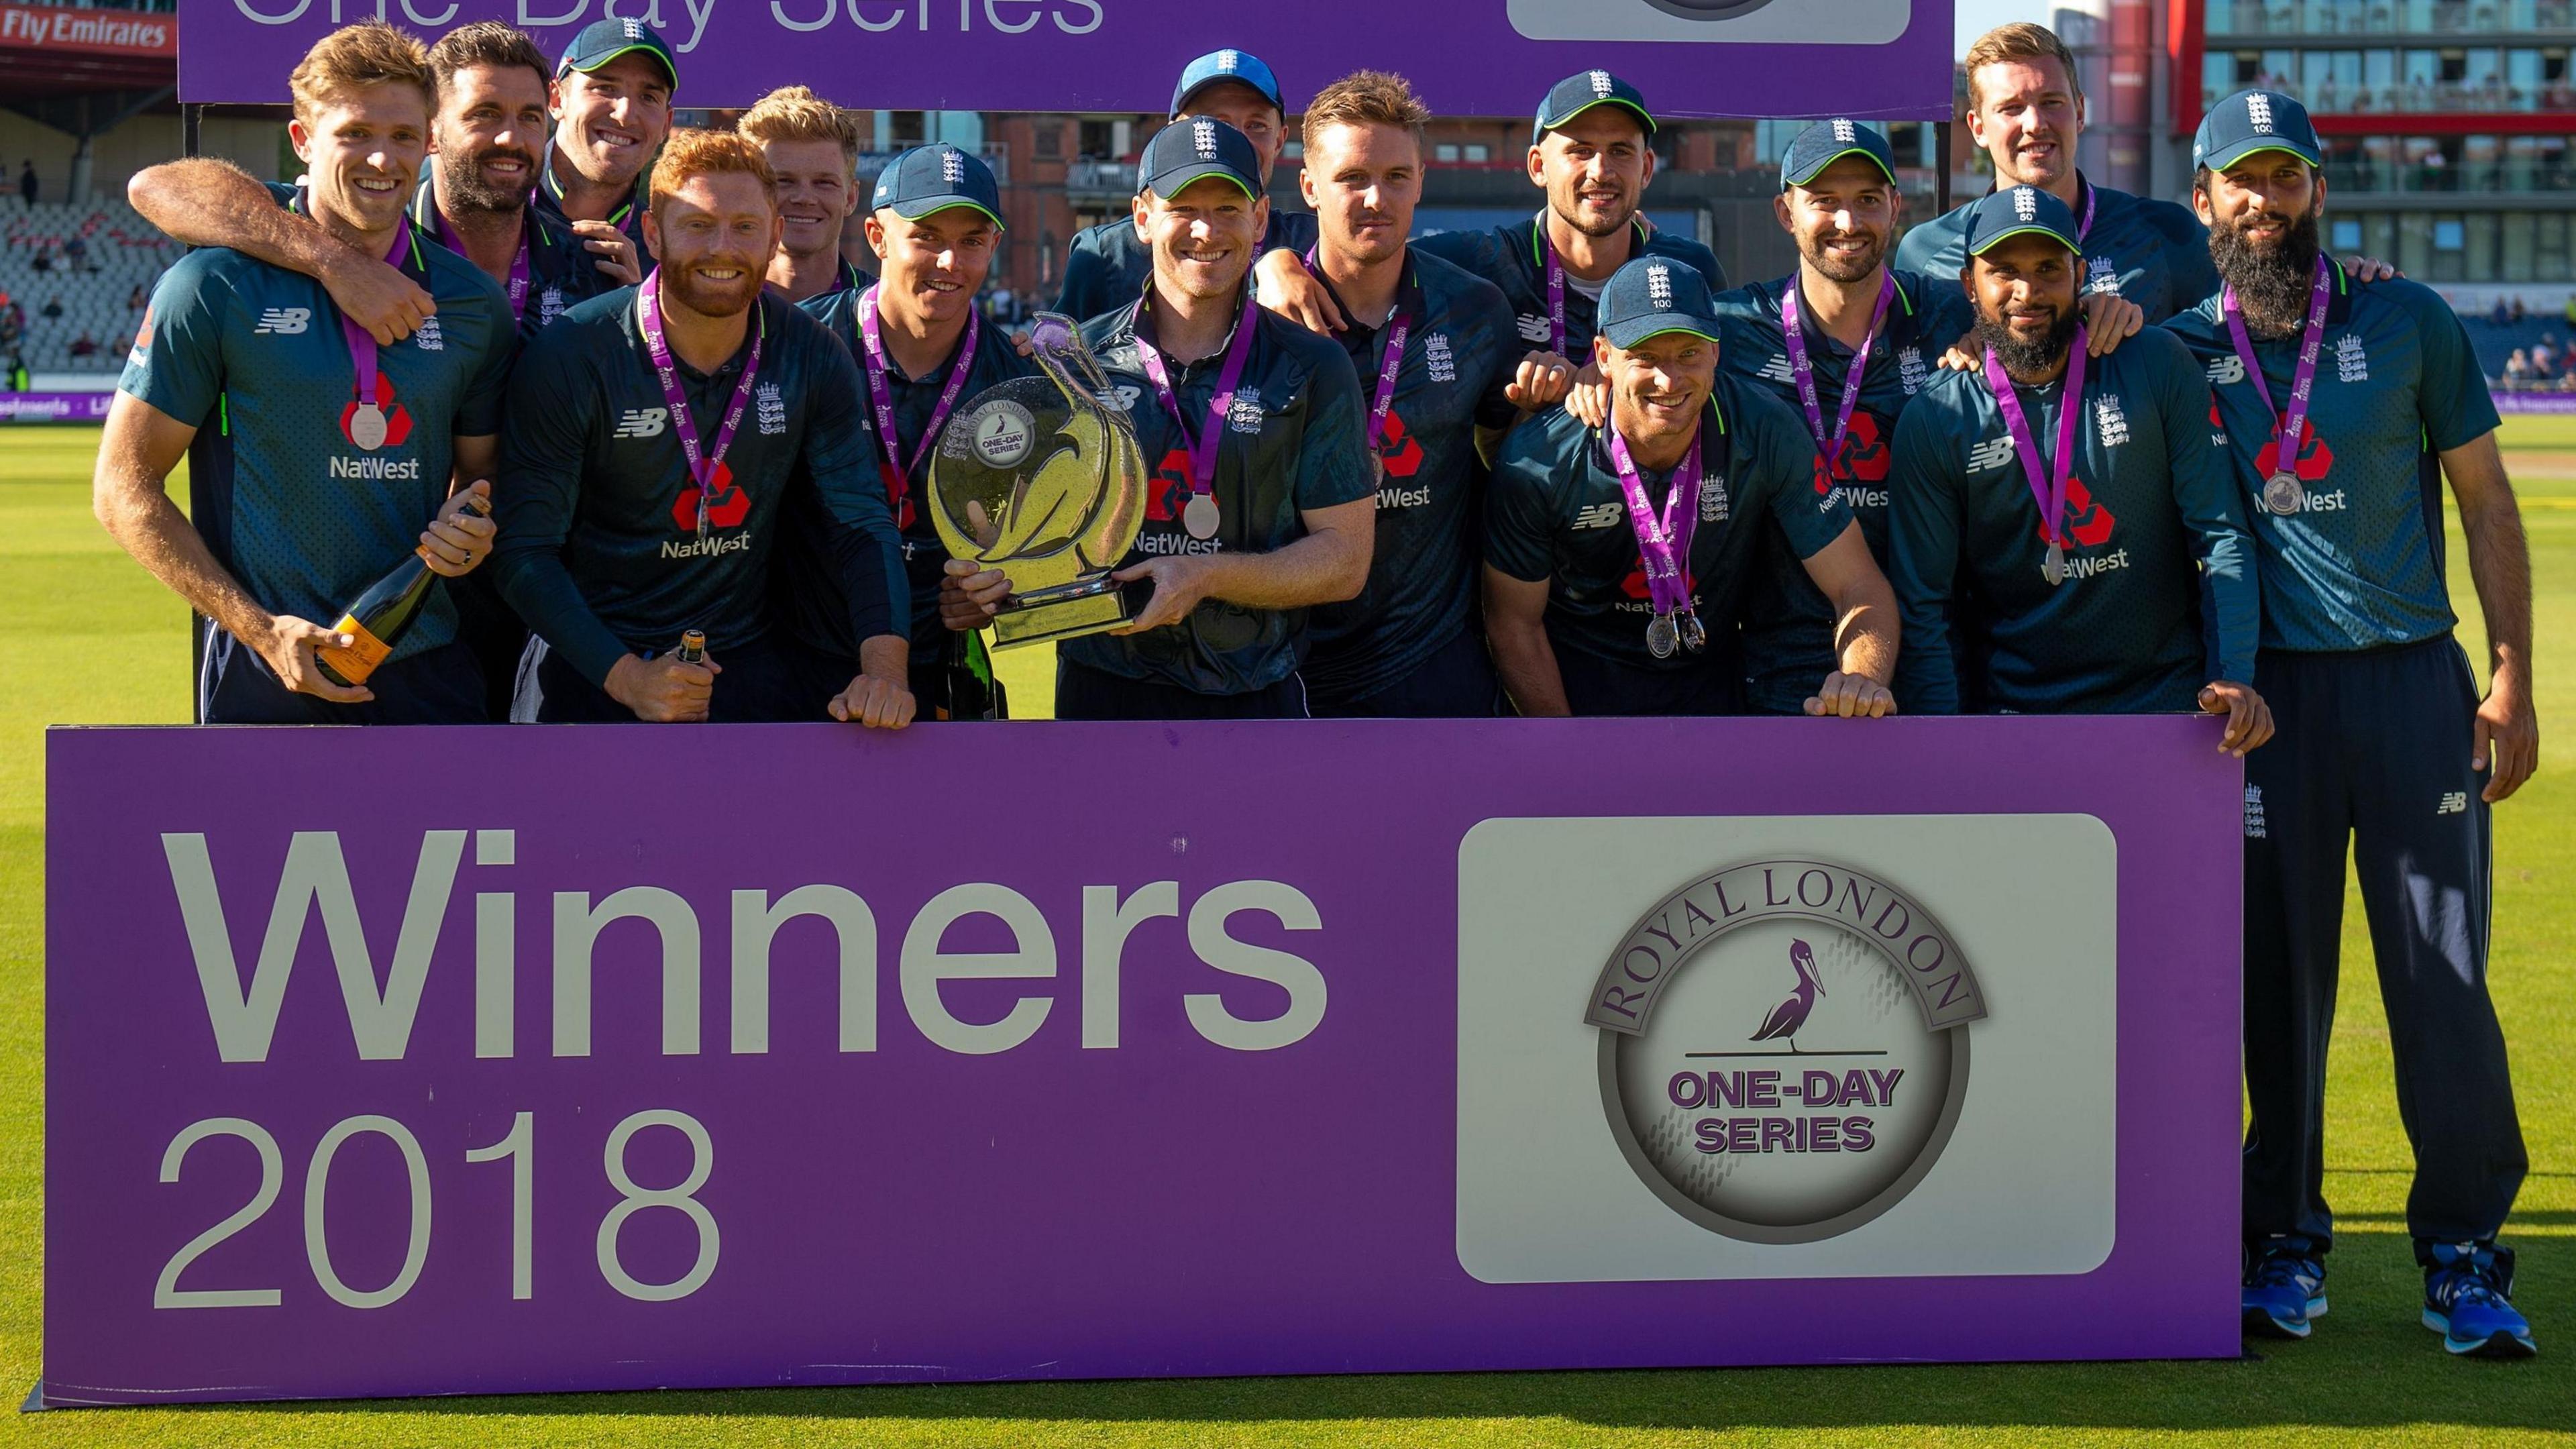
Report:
0,199,179,376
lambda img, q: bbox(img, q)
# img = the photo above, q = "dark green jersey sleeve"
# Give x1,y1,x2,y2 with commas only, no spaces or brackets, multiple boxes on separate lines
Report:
1466,281,1523,431
456,284,513,438
1745,392,1847,559
2148,335,2261,686
797,336,909,649
492,328,629,687
1295,339,1373,512
120,250,231,427
1887,399,1966,715
1483,433,1560,584
2393,281,2504,453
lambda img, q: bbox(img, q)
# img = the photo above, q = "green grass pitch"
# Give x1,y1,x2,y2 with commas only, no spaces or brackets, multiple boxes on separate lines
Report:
0,420,2567,1446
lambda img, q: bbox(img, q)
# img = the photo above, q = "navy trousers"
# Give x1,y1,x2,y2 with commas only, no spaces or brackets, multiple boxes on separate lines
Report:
2241,635,2526,1254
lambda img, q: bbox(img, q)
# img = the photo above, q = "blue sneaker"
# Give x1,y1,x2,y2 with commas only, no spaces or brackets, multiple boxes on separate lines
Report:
2422,1242,2536,1358
2242,1240,2327,1340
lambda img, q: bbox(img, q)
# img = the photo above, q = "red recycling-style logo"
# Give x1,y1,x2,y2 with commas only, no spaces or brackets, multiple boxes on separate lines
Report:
881,462,917,532
337,373,415,449
1145,446,1195,523
670,459,750,531
2255,416,2333,482
1377,407,1424,480
2035,474,2117,549
1814,410,1893,494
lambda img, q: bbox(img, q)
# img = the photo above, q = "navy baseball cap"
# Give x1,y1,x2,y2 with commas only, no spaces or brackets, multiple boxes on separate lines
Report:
1597,255,1722,350
1962,184,2081,258
871,144,1005,229
1780,118,1898,191
1170,49,1284,119
1138,116,1263,201
557,17,676,90
2194,87,2324,173
1533,69,1656,148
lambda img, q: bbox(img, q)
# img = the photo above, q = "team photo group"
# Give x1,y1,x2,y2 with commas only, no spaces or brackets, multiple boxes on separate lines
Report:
88,10,2537,1358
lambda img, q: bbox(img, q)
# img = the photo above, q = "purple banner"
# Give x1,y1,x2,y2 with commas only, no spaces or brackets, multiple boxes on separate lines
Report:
0,392,114,424
174,0,1954,115
45,716,2237,1408
2496,391,2576,413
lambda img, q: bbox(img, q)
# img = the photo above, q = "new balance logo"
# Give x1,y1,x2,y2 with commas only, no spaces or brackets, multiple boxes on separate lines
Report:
1757,354,1793,384
253,307,311,335
1517,313,1551,343
1967,435,2017,473
1573,500,1623,530
2438,792,2469,815
613,407,669,439
1106,384,1142,412
2206,354,2247,386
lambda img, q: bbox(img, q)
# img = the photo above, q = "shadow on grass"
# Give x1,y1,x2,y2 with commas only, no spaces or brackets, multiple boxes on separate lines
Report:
89,1231,2565,1436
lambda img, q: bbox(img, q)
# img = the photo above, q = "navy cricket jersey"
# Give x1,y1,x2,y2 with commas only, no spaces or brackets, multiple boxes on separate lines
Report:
1066,288,1373,696
1714,268,1974,712
1485,376,1846,674
792,288,1035,662
1414,216,1727,358
1303,248,1521,701
120,221,512,663
407,173,621,349
530,152,651,255
2165,271,2500,653
1895,174,2219,327
491,286,906,686
1053,209,1319,325
1888,328,2259,714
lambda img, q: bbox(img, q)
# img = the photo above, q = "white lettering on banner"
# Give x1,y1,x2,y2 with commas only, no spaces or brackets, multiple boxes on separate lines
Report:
164,830,1330,1062
3,5,173,45
771,0,1100,34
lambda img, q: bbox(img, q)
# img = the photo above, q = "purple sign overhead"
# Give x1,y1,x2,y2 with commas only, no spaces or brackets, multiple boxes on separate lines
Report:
174,0,1954,115
45,717,2237,1408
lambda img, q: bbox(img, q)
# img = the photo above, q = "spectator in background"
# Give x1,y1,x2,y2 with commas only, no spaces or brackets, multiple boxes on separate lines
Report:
64,233,88,272
2491,297,2513,326
30,248,51,275
68,332,98,360
2563,294,2575,327
2512,296,2528,324
125,283,145,311
15,160,33,211
39,296,62,321
2504,348,2533,385
2535,334,2560,378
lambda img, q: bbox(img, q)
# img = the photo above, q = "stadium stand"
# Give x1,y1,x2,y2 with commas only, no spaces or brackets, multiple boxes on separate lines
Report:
0,198,175,374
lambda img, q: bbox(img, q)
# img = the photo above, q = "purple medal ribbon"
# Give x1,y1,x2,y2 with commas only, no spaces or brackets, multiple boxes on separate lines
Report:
1780,270,1894,478
1980,321,2090,586
1605,427,1704,653
432,207,531,325
1305,247,1412,476
857,283,982,511
337,213,413,451
1132,290,1257,540
2220,252,2334,517
637,267,765,539
1542,219,1568,356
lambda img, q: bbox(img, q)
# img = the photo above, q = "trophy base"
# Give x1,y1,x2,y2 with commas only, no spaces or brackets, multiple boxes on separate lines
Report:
989,580,1132,649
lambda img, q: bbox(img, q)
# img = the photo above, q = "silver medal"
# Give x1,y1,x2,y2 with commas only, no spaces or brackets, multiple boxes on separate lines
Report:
2043,541,2067,586
1646,612,1680,659
1182,492,1220,541
1676,610,1708,654
2263,471,2305,517
349,402,388,451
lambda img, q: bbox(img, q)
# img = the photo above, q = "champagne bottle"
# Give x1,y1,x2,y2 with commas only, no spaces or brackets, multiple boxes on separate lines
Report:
676,630,706,664
316,494,492,688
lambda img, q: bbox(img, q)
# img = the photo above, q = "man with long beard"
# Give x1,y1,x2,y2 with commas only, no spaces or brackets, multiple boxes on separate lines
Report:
791,143,1028,720
1715,119,1973,716
739,86,874,306
1483,256,1895,718
1887,185,2265,745
125,23,637,349
953,119,1373,719
2163,90,2540,1358
493,130,912,728
1417,72,1723,419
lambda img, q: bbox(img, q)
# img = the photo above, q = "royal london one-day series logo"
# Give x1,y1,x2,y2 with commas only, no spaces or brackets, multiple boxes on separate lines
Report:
1581,859,1986,1244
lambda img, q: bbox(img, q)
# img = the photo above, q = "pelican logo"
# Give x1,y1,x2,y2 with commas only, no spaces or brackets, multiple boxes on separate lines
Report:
1583,859,1985,1243
968,399,1036,466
